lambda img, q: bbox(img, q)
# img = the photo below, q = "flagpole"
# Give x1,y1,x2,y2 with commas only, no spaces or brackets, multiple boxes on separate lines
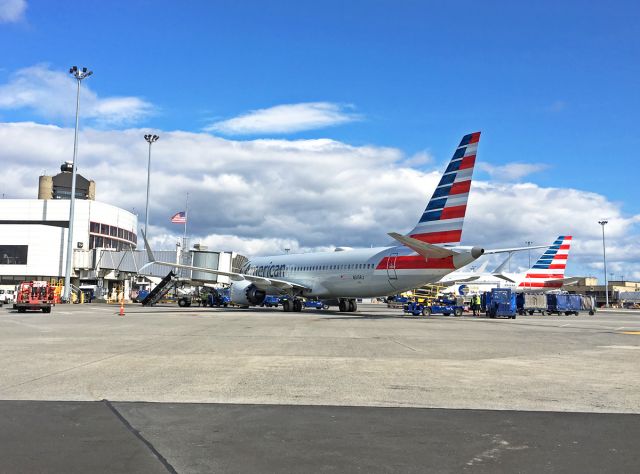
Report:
183,192,189,253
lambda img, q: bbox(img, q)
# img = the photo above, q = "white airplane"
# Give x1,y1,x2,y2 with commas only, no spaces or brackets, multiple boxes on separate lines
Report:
439,235,575,294
142,132,529,312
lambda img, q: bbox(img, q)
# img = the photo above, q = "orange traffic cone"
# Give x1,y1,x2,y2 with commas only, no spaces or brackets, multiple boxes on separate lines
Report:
119,301,125,316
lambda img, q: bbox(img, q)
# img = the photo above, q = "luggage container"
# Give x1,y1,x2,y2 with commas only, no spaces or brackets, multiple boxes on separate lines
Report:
546,293,581,315
516,293,547,315
484,288,516,319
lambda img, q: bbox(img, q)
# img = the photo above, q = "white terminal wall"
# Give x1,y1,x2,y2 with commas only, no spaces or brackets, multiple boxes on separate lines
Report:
0,199,137,278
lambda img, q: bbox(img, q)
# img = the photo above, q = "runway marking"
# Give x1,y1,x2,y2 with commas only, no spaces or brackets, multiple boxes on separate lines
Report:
621,331,640,335
560,324,571,327
389,338,418,352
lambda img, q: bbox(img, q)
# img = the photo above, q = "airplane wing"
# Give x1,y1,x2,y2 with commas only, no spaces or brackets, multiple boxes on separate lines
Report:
493,273,517,283
452,275,482,283
139,230,308,291
388,233,458,258
544,277,581,286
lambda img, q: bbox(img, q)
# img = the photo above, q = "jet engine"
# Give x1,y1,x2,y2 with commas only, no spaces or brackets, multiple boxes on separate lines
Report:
230,281,267,306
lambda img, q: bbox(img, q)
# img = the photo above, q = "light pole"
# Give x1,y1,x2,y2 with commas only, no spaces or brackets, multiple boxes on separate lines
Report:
63,66,92,303
143,134,159,247
598,220,609,308
525,240,533,268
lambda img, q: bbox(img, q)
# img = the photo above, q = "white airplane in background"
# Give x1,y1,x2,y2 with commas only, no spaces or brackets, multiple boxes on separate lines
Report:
439,235,577,294
142,132,531,312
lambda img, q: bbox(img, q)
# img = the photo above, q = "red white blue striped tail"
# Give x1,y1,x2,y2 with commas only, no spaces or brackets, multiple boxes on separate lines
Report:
407,132,480,245
519,235,572,288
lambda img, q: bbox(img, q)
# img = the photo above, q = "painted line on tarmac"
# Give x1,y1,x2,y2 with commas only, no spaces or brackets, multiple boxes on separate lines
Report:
621,331,640,335
103,399,178,474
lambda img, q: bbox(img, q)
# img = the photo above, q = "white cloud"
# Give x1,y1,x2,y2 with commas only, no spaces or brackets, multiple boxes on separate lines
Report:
0,121,638,279
0,64,154,125
403,150,434,168
478,162,548,181
0,0,26,22
206,102,361,135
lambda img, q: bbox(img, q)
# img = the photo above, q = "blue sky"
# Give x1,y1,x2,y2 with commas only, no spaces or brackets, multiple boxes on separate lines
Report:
0,0,639,278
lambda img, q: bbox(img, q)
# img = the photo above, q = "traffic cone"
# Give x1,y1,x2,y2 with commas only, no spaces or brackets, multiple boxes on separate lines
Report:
119,301,125,316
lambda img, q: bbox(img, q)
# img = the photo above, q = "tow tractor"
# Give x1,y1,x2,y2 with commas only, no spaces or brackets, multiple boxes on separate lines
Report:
403,297,464,317
13,281,55,313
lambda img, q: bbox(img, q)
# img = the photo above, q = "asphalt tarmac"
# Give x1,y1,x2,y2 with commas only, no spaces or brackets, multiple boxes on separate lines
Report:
0,304,638,472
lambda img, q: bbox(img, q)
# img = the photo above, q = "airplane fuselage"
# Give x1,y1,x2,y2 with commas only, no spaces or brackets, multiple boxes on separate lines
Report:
244,245,478,298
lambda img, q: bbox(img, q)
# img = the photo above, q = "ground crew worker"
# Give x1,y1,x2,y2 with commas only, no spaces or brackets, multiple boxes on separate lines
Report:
472,294,481,316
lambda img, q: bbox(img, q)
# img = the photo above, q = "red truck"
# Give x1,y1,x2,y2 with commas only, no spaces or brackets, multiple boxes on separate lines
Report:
13,281,55,313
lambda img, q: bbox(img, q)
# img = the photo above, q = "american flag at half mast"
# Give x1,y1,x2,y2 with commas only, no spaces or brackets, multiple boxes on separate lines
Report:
171,211,186,224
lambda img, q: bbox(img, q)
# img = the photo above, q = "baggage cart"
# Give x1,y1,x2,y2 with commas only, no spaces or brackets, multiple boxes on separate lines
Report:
516,293,547,315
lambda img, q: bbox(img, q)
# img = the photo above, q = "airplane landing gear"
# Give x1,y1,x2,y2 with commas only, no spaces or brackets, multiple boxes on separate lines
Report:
283,298,303,312
338,299,358,312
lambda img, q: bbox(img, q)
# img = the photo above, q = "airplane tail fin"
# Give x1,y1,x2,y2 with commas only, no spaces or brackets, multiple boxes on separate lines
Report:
519,235,572,288
407,132,480,245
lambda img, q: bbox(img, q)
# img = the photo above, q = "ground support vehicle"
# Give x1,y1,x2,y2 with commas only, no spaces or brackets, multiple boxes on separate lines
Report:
304,300,329,310
403,300,464,317
516,293,547,315
206,289,230,307
386,295,409,308
13,281,55,313
0,289,15,305
261,295,281,308
482,288,517,319
546,294,590,315
177,295,193,307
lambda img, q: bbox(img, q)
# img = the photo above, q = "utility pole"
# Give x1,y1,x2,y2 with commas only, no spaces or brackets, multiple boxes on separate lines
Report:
63,66,92,303
598,220,609,308
143,134,159,247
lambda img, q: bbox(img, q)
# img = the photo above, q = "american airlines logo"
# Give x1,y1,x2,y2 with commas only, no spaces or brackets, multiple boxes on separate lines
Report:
244,264,286,278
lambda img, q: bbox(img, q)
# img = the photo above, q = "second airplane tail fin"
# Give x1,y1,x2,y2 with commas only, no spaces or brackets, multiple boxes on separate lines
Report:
519,235,572,288
407,132,480,246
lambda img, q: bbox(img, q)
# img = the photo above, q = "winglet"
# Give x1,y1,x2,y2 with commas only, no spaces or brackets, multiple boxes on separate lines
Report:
388,232,458,258
140,229,156,263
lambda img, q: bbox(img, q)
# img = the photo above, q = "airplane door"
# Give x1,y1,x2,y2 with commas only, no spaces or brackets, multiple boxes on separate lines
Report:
387,252,398,280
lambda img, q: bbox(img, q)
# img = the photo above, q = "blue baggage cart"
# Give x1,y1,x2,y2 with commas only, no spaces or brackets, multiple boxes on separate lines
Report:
547,293,580,315
484,288,516,319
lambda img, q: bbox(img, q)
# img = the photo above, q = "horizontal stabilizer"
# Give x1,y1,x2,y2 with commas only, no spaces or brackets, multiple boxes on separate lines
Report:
388,232,458,258
484,244,547,255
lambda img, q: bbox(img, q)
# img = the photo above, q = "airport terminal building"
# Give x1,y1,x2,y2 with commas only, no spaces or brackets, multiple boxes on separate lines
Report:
0,164,236,300
0,164,137,287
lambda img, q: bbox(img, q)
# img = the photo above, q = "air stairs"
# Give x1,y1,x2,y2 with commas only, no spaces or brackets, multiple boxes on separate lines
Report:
141,271,176,306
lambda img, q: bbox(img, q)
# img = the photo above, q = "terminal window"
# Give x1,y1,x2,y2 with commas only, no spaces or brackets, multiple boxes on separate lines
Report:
0,245,28,265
